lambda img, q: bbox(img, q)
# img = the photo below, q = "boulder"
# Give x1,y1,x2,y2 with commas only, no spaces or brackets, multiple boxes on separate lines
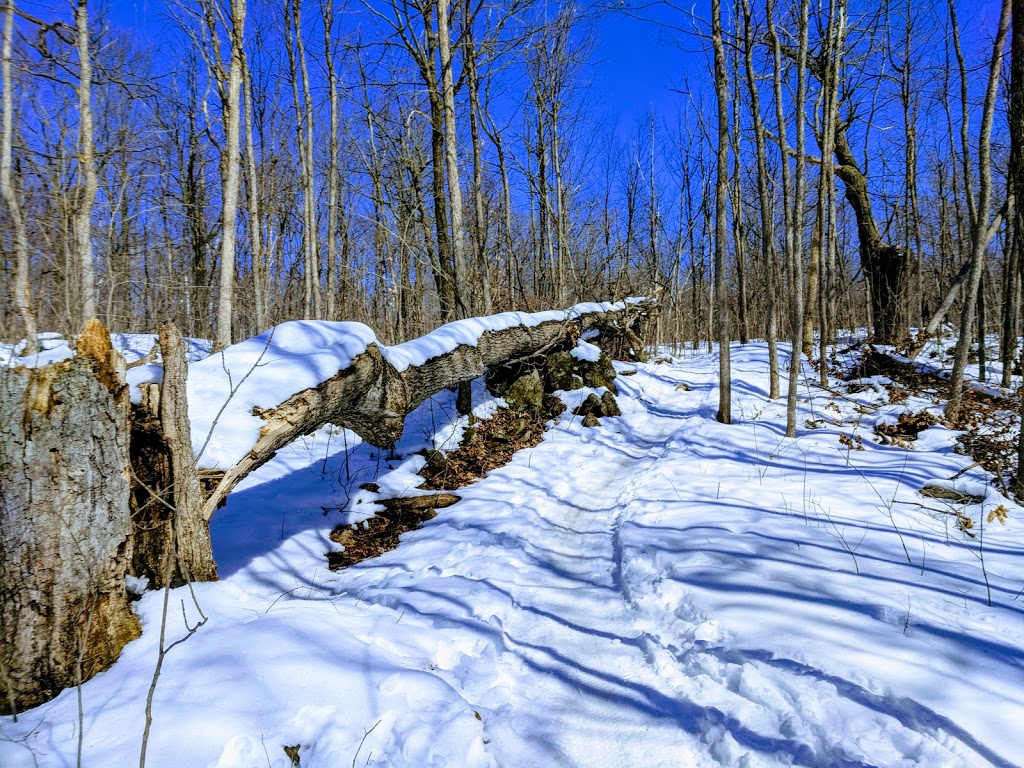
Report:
504,370,545,414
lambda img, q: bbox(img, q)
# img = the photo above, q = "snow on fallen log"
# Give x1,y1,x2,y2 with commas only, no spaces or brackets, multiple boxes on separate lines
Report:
191,298,655,520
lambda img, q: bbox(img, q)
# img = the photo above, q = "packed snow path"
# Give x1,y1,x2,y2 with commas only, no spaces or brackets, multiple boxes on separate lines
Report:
3,343,1023,767
334,355,1015,767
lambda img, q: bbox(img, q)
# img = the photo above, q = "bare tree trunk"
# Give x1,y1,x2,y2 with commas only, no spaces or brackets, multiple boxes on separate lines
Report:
322,0,339,320
728,40,749,346
1017,44,1024,501
75,0,97,325
947,0,1010,420
0,321,140,715
240,49,265,331
214,0,245,351
768,0,807,436
712,0,731,424
284,0,318,321
741,0,779,398
295,0,320,318
1000,217,1020,387
817,0,844,386
437,0,470,317
788,0,809,434
462,12,492,315
0,0,36,353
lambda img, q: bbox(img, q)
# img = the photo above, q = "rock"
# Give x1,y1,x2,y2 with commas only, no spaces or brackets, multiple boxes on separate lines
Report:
675,382,691,391
581,352,617,394
504,369,545,414
541,393,565,420
582,412,601,428
600,391,621,417
573,393,603,418
544,351,582,391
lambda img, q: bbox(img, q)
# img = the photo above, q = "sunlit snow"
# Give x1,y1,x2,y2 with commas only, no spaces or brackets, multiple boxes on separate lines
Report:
2,333,1023,768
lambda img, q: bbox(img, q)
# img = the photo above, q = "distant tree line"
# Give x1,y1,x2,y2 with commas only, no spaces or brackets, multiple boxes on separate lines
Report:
0,0,1018,382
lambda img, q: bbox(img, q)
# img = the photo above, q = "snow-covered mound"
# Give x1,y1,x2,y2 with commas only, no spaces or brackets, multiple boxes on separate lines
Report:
2,341,1023,767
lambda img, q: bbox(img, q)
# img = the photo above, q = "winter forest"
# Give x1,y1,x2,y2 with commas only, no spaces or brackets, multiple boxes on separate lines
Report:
0,0,1016,355
4,0,1024,766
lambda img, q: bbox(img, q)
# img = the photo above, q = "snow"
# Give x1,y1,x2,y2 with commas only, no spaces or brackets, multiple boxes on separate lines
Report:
382,299,635,372
570,338,602,362
3,337,1024,767
187,321,377,468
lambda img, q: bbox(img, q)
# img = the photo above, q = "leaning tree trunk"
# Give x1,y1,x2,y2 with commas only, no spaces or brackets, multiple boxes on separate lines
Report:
0,320,140,715
833,130,908,344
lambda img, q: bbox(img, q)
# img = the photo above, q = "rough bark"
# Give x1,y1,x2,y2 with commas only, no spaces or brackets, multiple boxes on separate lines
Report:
75,0,98,324
833,129,908,344
779,43,907,344
0,320,139,715
130,325,217,587
947,0,1011,420
712,0,731,424
741,0,779,398
199,300,657,519
211,0,243,348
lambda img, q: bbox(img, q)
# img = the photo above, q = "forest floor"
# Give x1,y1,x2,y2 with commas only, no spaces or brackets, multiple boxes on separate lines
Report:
2,331,1024,767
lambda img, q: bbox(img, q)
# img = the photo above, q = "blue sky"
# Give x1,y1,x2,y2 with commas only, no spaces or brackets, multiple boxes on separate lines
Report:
97,0,705,135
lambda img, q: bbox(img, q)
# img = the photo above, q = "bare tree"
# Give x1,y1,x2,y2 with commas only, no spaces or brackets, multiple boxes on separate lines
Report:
240,47,265,331
741,0,779,398
1,1,36,352
946,0,1011,420
436,0,471,315
711,0,731,424
211,0,246,351
1015,0,1024,500
284,0,319,320
74,0,97,325
321,0,340,320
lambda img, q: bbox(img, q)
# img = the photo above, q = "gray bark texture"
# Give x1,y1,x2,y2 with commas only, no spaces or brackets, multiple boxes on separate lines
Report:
0,320,140,715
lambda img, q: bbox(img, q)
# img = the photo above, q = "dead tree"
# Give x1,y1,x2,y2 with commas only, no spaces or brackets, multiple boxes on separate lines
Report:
0,321,140,715
779,36,909,344
198,299,658,518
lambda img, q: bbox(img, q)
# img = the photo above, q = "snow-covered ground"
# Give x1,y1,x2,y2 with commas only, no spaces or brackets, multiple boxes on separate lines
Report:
3,339,1024,767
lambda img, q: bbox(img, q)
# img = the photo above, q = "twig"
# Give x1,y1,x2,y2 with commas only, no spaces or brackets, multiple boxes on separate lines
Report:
352,719,382,768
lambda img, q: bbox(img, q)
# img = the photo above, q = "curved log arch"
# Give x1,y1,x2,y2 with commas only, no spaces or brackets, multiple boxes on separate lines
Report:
196,299,657,520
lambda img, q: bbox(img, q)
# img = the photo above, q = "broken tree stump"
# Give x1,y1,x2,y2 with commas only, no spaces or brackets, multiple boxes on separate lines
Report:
0,320,140,715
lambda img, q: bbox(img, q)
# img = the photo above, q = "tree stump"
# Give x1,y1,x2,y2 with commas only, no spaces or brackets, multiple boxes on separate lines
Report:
0,320,140,715
130,324,217,587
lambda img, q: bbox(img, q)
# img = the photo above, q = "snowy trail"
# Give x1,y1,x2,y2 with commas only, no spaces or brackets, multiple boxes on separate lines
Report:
343,375,708,765
337,353,1018,767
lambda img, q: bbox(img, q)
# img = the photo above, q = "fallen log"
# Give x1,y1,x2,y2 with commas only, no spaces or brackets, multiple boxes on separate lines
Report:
194,298,656,521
